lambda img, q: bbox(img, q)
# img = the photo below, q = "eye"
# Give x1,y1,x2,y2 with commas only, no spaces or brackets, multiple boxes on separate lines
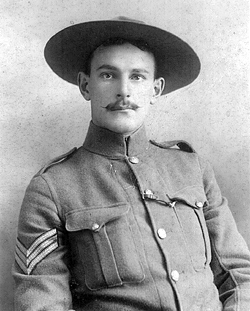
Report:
131,74,146,81
100,72,113,79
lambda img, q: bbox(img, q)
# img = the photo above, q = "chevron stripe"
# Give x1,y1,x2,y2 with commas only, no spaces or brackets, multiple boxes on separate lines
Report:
27,241,58,275
15,251,27,274
15,228,58,275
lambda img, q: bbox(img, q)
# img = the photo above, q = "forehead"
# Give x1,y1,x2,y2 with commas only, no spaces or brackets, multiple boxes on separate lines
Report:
90,43,156,72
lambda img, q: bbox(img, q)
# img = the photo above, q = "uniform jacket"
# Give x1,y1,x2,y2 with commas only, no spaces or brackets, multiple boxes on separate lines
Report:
13,122,250,311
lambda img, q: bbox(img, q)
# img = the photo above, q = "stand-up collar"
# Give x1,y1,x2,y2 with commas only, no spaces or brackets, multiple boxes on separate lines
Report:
83,122,149,158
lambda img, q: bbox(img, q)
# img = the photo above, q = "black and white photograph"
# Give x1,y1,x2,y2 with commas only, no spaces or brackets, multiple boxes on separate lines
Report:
1,0,250,310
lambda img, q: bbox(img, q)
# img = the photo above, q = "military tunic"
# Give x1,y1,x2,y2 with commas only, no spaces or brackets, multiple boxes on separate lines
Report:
13,122,250,310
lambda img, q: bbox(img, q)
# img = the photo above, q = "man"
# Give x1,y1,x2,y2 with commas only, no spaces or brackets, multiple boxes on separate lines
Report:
13,16,250,311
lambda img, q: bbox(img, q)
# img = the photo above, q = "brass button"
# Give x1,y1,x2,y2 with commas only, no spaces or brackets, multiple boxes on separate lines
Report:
157,228,167,239
171,270,180,282
129,156,139,164
195,201,203,208
91,223,100,232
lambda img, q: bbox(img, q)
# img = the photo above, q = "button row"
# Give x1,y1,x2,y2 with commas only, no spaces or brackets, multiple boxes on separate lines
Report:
157,227,180,282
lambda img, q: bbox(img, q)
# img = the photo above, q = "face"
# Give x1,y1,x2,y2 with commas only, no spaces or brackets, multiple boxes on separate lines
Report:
78,43,165,135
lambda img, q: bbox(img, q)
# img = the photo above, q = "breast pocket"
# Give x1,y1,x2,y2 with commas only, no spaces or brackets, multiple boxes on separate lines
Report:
65,203,145,290
169,187,211,271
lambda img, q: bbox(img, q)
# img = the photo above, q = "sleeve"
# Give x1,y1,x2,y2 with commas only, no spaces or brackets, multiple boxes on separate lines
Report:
12,175,73,311
199,158,250,310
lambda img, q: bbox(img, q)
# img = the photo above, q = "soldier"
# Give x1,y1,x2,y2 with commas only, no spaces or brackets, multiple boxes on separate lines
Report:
13,16,250,311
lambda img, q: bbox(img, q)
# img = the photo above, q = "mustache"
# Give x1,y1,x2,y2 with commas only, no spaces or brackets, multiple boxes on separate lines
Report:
103,100,141,111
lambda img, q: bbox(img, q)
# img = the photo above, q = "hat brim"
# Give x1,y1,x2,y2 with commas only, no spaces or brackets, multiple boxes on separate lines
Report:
44,19,201,94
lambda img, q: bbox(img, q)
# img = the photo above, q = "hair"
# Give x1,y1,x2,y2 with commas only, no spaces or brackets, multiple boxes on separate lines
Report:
83,37,157,77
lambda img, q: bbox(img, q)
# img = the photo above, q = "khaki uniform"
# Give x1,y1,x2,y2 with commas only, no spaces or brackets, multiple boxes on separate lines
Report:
13,122,250,310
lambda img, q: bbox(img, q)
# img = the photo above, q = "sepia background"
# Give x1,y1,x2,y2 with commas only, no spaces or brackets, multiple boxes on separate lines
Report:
0,0,249,309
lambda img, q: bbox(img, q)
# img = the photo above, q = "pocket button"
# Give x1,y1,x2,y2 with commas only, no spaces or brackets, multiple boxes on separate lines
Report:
171,270,180,282
157,228,167,239
129,156,139,164
195,201,204,208
91,223,100,232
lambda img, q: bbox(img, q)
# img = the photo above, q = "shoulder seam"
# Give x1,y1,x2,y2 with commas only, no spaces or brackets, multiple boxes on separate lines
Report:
40,174,62,222
35,147,78,177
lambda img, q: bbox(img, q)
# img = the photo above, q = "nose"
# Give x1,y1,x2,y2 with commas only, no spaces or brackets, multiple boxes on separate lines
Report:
116,77,131,99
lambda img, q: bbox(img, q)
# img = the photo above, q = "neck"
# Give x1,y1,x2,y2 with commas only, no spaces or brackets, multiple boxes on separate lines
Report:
83,121,149,159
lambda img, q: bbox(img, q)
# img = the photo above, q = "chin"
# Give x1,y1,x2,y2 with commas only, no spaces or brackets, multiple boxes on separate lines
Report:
106,122,140,135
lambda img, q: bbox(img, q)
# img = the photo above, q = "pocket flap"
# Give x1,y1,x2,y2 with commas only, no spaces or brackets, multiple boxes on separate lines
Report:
65,203,129,231
168,186,207,209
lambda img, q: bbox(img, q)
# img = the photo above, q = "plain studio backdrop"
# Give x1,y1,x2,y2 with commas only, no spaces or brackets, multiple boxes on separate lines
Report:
0,0,249,309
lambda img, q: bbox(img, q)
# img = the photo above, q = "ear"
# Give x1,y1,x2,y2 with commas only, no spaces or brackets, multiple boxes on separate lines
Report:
77,72,91,101
151,77,165,105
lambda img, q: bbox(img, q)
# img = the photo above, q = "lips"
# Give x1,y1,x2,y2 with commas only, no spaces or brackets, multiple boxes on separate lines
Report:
104,100,140,111
109,105,135,111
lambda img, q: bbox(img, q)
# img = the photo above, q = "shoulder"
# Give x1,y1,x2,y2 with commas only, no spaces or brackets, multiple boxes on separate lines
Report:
149,139,195,153
149,138,216,180
34,147,78,177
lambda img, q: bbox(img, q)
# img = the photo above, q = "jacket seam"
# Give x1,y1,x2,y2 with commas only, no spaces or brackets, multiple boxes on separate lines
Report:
196,154,205,185
211,238,239,309
39,174,63,223
198,154,240,309
223,283,239,311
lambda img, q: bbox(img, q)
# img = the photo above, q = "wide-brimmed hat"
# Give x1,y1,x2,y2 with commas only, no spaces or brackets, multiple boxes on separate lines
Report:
44,16,200,94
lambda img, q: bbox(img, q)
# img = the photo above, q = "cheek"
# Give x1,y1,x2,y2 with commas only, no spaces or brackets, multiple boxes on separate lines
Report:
134,86,154,105
89,83,101,98
90,83,115,101
136,83,154,97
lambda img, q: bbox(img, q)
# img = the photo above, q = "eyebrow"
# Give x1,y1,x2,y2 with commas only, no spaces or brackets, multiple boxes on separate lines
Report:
96,65,117,71
96,64,150,74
